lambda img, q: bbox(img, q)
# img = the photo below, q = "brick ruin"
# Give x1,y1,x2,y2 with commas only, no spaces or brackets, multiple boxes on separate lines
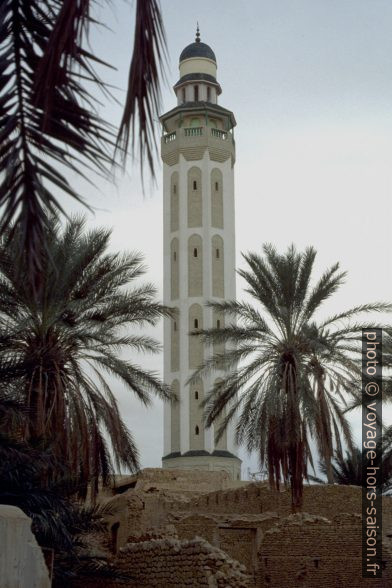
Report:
94,468,392,587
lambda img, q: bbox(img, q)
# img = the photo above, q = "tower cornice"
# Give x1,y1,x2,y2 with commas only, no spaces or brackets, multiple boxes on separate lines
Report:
160,102,236,131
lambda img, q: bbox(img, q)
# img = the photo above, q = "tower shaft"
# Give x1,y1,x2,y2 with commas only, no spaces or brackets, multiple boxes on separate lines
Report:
160,33,241,479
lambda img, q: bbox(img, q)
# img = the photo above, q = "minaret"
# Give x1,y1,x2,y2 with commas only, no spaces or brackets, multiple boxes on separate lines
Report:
160,28,241,480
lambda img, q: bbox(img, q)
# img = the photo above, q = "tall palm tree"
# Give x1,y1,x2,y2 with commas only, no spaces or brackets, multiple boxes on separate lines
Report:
0,216,171,498
0,0,166,281
191,244,390,510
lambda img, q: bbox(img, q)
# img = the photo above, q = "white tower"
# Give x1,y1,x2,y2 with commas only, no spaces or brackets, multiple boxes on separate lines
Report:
160,28,241,480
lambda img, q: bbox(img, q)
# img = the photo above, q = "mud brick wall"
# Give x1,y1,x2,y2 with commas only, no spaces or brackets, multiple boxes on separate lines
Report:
115,537,252,587
257,514,392,588
219,527,259,573
175,514,219,545
183,483,392,526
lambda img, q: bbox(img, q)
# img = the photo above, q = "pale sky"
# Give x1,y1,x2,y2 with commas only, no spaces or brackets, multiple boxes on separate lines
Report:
65,1,392,477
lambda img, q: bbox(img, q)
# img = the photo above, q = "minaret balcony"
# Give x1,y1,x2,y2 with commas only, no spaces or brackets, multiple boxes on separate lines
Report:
161,126,235,165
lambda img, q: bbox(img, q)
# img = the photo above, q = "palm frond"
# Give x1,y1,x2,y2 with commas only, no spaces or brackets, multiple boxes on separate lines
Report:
116,0,167,178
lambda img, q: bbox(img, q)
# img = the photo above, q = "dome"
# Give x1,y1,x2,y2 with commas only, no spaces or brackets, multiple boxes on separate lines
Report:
179,41,216,63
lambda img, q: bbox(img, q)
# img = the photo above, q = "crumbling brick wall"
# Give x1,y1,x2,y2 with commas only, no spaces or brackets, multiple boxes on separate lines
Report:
115,536,252,587
257,513,392,587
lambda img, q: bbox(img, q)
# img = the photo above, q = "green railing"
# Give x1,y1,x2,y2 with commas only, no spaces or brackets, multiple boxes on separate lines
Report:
184,127,203,136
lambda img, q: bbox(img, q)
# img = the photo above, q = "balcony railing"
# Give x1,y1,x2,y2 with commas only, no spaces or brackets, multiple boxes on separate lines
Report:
211,128,228,140
184,127,203,137
163,127,231,143
163,131,176,143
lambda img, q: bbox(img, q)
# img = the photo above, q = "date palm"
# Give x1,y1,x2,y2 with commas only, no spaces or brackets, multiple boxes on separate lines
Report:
310,445,392,494
192,244,390,510
0,216,171,498
0,0,166,281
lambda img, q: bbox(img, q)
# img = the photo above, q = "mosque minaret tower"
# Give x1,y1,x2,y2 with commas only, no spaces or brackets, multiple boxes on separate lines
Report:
160,28,241,480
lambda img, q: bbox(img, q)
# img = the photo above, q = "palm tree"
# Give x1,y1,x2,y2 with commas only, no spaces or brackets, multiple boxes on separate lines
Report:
0,433,132,587
1,0,166,281
0,215,171,499
310,446,392,494
191,244,390,510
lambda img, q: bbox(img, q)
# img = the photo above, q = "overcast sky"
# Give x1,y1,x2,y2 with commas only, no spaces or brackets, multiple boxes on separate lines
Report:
67,1,392,477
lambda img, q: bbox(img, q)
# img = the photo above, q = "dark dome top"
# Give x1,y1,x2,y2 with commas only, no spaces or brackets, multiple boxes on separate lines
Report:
179,41,216,63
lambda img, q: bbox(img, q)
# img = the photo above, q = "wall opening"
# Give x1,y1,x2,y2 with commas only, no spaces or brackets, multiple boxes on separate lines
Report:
194,318,199,329
182,88,186,102
195,425,199,435
211,169,223,229
111,522,120,554
212,235,224,297
188,167,202,228
195,391,199,400
188,235,203,296
207,86,211,102
171,172,179,232
171,238,179,299
194,85,199,101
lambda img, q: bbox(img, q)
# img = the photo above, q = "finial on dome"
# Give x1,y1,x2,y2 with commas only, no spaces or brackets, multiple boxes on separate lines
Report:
195,22,200,43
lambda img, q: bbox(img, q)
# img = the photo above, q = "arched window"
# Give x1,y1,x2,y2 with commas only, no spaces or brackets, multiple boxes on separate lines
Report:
188,236,203,297
188,304,203,368
214,379,227,450
211,169,223,228
171,309,179,372
171,238,179,299
212,235,224,297
188,167,202,228
170,172,179,232
171,380,180,452
213,310,225,363
190,379,204,450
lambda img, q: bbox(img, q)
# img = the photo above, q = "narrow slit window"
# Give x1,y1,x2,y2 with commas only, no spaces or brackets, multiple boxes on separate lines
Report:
216,319,221,328
173,184,177,194
194,85,199,101
215,181,219,191
195,425,199,435
173,321,177,331
207,86,211,102
182,88,186,102
193,180,197,190
216,248,220,259
195,391,199,400
173,251,177,261
193,247,198,258
194,318,199,329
